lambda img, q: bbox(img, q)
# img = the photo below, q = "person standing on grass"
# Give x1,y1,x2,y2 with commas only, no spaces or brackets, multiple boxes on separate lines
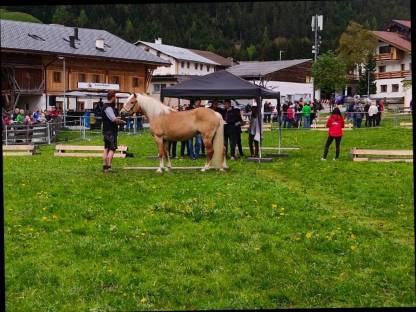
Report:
322,107,344,161
302,102,312,128
102,90,125,173
376,98,384,126
368,101,378,127
248,105,261,157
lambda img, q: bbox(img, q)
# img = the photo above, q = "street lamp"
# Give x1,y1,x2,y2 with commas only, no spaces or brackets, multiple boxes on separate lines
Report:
58,56,66,126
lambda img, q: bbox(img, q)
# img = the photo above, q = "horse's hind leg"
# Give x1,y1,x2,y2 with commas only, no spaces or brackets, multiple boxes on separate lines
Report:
201,135,214,171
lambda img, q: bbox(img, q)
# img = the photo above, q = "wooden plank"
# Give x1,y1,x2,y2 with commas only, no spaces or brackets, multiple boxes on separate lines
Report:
3,145,35,151
311,128,352,131
55,145,128,152
368,158,413,163
54,152,126,158
243,147,301,150
3,151,33,156
352,149,413,156
124,166,205,170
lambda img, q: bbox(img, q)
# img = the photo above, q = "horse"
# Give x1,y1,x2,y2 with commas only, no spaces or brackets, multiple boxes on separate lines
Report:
120,93,227,173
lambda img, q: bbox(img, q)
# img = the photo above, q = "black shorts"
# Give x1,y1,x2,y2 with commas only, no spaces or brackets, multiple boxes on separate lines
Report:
103,131,117,151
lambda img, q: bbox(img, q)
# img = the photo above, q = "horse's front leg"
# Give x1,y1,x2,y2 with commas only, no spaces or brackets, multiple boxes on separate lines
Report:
155,136,165,173
164,140,172,171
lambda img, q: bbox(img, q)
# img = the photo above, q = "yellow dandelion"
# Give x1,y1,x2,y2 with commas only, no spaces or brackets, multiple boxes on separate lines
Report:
280,207,285,211
279,212,285,216
272,204,277,209
254,247,260,251
305,232,313,239
42,208,48,211
42,216,48,221
350,234,356,240
107,269,112,273
350,245,357,251
140,298,148,304
52,215,58,219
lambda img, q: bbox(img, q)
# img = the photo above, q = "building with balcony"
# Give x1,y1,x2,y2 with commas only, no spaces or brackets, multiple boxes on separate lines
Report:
135,38,232,107
1,19,169,113
371,19,411,108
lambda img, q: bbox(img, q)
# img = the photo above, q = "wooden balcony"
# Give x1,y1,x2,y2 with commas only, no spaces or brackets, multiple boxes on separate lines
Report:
374,52,399,61
375,70,411,79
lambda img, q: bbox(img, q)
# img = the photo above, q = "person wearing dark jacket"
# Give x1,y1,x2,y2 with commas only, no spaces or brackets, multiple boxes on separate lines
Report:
223,99,240,160
322,107,344,160
102,90,125,172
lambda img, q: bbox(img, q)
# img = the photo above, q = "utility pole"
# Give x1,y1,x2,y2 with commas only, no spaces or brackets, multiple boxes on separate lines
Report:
312,14,323,101
58,56,66,126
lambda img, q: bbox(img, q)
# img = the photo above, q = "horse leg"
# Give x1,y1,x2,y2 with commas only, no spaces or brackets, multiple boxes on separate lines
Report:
164,140,172,171
155,136,165,173
201,135,214,171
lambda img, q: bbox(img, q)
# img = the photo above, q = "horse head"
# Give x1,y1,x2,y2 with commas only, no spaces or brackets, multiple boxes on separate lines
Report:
120,93,141,117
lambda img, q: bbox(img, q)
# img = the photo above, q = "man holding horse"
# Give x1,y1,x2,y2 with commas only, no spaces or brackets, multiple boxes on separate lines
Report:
102,90,125,172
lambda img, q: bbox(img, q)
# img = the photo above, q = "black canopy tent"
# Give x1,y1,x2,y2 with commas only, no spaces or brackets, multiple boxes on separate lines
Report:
160,70,280,161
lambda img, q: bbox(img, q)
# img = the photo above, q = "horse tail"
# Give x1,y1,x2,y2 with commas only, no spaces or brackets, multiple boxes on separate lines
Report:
211,114,225,169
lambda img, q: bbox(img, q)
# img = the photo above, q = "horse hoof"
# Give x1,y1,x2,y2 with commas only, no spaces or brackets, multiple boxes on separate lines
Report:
201,167,208,172
156,168,163,173
219,168,225,172
164,167,171,172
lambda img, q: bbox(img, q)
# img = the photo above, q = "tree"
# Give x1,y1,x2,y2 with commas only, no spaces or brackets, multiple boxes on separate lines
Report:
51,6,74,26
311,51,347,97
336,21,378,71
124,18,136,42
246,44,257,61
358,56,377,96
77,9,88,27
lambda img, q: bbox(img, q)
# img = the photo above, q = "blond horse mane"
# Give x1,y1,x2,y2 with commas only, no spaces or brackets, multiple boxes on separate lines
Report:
128,93,173,120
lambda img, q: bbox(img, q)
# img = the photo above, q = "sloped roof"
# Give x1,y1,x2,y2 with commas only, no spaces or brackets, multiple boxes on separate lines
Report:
392,20,411,29
136,40,219,65
372,31,411,52
160,70,280,100
0,19,170,65
226,59,312,77
188,48,233,67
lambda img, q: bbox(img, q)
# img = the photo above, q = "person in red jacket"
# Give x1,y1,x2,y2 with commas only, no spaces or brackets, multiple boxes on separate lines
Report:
322,107,344,160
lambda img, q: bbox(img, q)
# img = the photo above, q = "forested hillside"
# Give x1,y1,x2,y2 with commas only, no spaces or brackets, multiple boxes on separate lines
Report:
2,1,410,61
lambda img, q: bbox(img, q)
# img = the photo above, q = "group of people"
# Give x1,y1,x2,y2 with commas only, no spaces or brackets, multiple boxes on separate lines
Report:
280,98,323,128
2,107,60,128
345,97,384,128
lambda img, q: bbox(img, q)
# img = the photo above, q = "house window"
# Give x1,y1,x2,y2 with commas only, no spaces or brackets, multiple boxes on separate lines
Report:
153,83,166,93
392,84,399,92
92,74,100,83
111,76,120,84
380,85,387,92
187,62,190,68
194,63,198,70
132,77,140,88
157,51,161,57
200,64,203,70
145,47,149,52
181,62,184,68
76,101,85,112
379,46,390,54
53,71,61,83
401,64,405,71
78,73,86,82
378,66,386,73
207,65,211,71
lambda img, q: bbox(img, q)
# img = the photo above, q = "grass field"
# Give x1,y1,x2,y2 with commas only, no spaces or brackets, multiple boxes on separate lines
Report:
3,116,415,310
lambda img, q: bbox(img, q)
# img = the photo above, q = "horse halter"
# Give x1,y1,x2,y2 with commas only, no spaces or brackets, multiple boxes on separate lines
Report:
124,96,140,115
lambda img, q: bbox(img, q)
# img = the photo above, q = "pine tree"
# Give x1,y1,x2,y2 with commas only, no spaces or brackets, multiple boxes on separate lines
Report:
77,9,88,28
358,56,377,96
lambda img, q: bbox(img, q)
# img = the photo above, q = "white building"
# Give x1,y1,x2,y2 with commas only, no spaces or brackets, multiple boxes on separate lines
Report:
372,20,411,108
135,38,224,107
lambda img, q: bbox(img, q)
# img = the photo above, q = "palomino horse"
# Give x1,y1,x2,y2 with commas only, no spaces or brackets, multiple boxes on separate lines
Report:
120,93,227,172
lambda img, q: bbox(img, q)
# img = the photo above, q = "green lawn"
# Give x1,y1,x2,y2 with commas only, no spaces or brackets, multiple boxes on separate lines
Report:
3,120,415,310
